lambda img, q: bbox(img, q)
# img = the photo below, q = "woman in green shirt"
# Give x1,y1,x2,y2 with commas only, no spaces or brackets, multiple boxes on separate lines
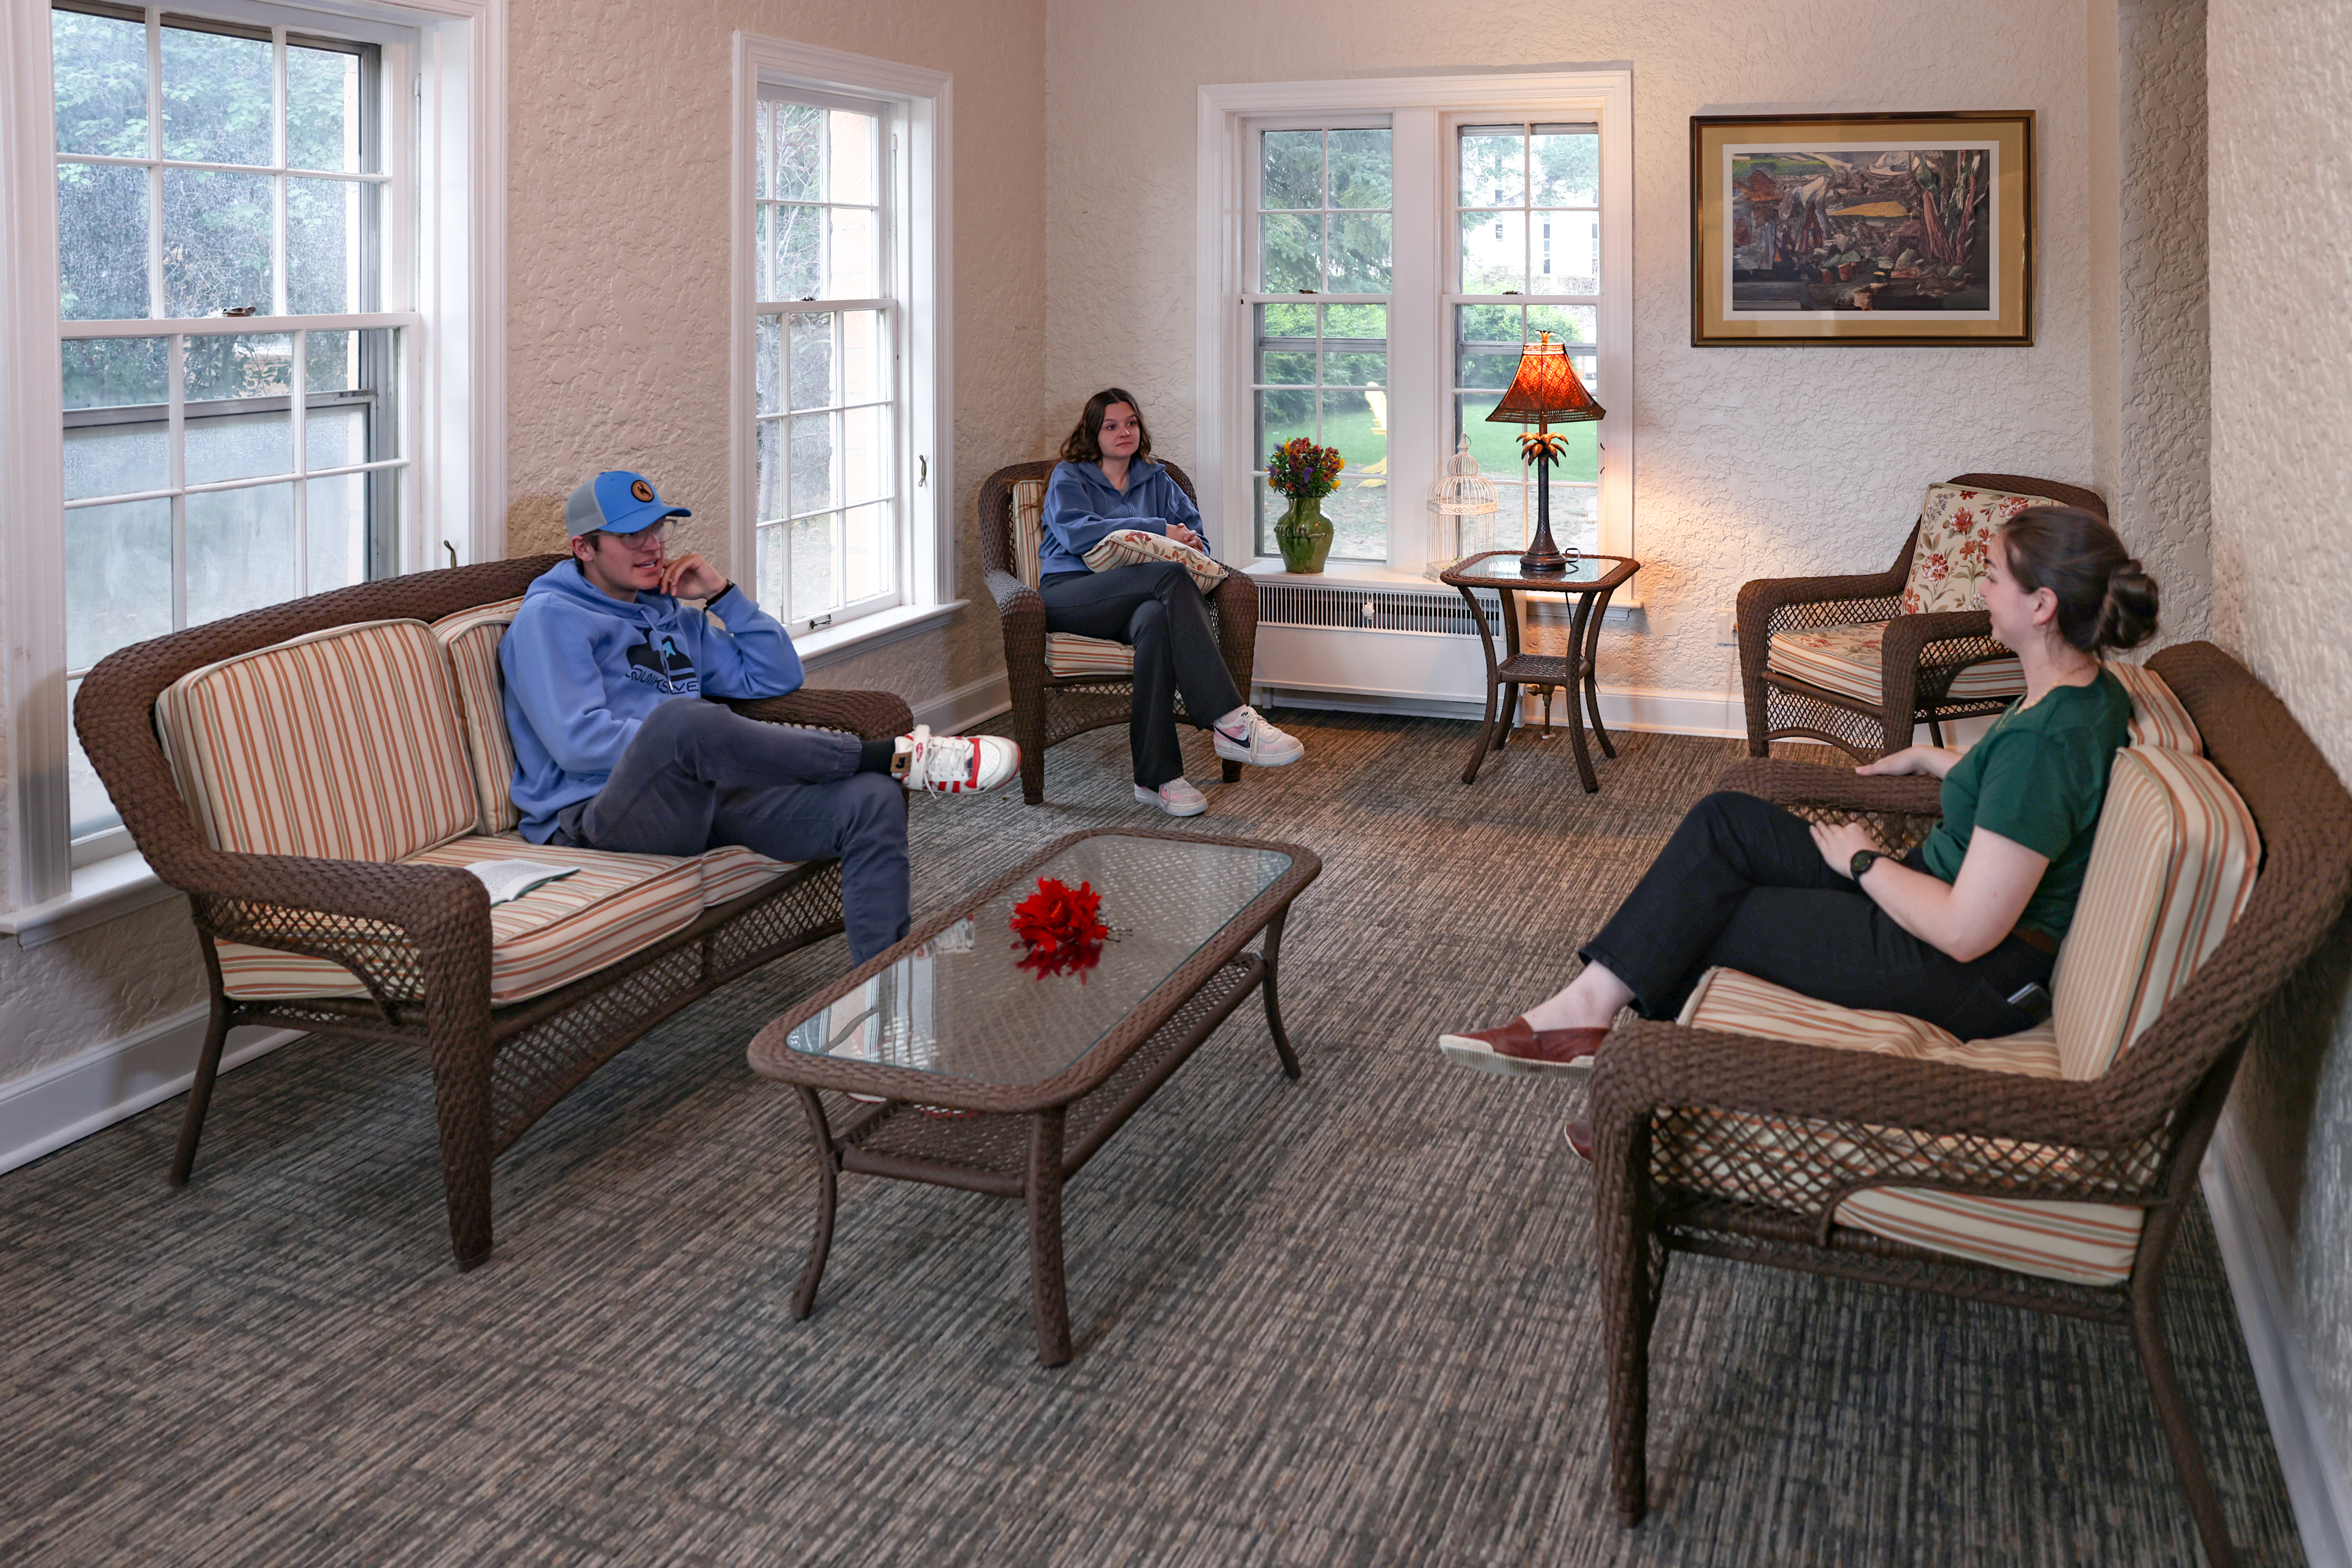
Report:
1440,506,2161,1126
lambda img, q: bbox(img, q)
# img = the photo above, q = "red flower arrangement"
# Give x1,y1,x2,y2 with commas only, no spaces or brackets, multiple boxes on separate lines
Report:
1008,877,1111,981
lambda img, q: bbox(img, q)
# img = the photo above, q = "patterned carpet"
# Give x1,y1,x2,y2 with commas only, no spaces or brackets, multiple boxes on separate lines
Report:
0,710,2306,1566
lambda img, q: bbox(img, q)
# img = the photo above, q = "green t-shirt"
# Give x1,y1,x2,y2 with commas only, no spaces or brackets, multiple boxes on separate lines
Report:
1918,668,2134,940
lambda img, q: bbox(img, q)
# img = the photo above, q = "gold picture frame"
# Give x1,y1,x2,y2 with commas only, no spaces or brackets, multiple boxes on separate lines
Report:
1691,112,2034,346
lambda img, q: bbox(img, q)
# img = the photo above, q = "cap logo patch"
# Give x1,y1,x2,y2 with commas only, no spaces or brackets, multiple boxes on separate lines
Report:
630,479,655,503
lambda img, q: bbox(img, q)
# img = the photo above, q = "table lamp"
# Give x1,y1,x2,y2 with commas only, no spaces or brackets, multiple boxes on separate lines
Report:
1484,331,1603,573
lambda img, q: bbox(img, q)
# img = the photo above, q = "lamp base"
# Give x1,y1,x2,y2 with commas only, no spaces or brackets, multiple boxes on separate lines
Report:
1518,544,1570,574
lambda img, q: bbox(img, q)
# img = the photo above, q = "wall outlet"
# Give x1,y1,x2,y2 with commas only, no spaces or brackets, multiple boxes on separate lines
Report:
1716,608,1737,645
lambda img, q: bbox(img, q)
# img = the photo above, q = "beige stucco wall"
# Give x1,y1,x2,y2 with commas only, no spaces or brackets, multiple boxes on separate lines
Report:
2207,0,2352,1469
1042,0,2099,702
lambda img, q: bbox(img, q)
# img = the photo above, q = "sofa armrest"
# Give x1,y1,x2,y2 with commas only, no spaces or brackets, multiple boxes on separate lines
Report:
722,688,912,741
175,852,494,1009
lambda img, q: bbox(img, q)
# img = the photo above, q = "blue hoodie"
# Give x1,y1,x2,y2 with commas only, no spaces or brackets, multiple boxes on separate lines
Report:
499,562,804,841
1037,457,1209,577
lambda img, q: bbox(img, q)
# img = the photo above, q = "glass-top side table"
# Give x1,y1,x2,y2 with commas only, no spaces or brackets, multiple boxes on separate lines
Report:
1438,550,1641,792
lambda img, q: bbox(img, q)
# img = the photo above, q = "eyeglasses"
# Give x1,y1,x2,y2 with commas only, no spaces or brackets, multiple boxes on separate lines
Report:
603,521,670,550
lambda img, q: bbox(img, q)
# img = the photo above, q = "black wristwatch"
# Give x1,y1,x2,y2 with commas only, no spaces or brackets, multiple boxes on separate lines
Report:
705,580,734,603
1850,849,1888,882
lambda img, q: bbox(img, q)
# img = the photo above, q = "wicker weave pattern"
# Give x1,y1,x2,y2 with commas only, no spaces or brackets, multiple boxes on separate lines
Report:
73,555,914,1268
1739,472,2106,761
980,460,1259,804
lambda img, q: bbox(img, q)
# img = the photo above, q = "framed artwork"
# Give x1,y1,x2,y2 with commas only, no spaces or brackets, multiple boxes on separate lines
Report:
1690,112,2034,346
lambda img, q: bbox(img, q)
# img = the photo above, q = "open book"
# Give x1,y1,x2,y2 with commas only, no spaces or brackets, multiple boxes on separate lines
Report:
464,858,581,906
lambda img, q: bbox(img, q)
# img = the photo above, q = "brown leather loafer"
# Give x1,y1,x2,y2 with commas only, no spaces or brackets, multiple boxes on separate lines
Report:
1564,1119,1594,1162
1437,1018,1609,1078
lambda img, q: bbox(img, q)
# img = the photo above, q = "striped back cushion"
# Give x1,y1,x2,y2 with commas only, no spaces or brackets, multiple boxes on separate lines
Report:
1010,478,1048,589
156,618,476,862
430,597,527,835
2050,746,2260,1079
1083,528,1227,592
2106,661,2202,754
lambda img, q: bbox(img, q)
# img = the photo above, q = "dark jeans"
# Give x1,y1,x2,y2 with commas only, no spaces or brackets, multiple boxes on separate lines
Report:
552,700,910,963
1040,562,1243,789
1579,790,2053,1040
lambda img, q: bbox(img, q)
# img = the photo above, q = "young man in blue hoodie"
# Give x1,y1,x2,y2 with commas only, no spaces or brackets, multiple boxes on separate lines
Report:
499,470,1018,963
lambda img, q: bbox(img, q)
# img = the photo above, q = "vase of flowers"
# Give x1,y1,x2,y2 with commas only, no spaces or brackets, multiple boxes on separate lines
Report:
1267,436,1343,574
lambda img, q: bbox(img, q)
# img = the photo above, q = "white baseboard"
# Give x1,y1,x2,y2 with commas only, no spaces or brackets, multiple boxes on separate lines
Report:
0,1006,305,1178
1255,679,1751,740
914,671,1010,736
2203,1108,2352,1568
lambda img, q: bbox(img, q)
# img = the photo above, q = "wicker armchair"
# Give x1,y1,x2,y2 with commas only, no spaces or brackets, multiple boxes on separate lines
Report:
1737,472,2106,760
1592,642,2352,1568
978,460,1259,804
74,558,913,1269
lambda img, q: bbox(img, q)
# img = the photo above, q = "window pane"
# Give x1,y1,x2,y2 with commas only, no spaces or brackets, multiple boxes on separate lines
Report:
305,402,367,471
841,310,885,403
286,46,360,173
1254,388,1314,459
1459,127,1525,207
1533,210,1599,295
756,520,785,612
774,206,820,300
788,311,832,409
306,328,357,391
841,404,889,506
1260,131,1321,210
789,413,834,515
184,331,291,401
57,162,149,320
1530,124,1598,206
64,497,172,670
1462,210,1525,294
1526,303,1599,346
1328,130,1391,208
754,101,771,202
160,23,272,167
1325,481,1387,562
1326,212,1391,292
755,418,784,519
163,168,274,317
287,177,359,314
1322,388,1386,480
188,412,291,484
65,422,166,501
773,104,820,201
1259,349,1312,385
843,501,888,604
68,678,121,839
1259,213,1318,293
1456,391,1521,476
63,337,167,410
306,473,368,591
826,207,875,298
755,314,782,416
1323,348,1386,386
186,482,295,625
827,109,875,204
1323,302,1386,338
52,8,149,158
790,515,836,618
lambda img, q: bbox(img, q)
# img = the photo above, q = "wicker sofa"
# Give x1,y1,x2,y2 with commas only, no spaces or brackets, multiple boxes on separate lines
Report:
1592,643,2352,1567
74,556,913,1269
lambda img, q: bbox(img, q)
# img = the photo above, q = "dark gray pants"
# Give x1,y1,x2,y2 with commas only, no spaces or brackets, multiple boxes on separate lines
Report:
554,700,910,963
1040,562,1242,789
1578,790,2053,1040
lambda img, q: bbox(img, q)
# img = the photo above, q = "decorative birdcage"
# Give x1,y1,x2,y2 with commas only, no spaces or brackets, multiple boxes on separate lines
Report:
1423,434,1499,580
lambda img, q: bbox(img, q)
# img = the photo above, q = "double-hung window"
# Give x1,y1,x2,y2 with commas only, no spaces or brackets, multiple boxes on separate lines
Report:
1201,74,1633,580
734,37,949,647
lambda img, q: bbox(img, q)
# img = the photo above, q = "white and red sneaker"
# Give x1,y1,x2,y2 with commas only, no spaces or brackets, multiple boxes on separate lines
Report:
894,726,1019,795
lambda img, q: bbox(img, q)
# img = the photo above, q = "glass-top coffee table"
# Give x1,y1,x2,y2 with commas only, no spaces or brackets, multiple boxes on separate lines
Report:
747,828,1322,1365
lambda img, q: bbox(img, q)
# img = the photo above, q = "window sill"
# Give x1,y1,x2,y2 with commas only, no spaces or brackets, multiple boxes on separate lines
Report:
794,599,967,672
1,847,177,949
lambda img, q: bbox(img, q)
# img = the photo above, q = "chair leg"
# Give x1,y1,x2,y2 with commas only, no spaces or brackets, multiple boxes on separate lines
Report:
425,1023,497,1271
169,995,234,1185
1598,1117,1657,1527
1220,758,1242,783
2134,1275,2240,1567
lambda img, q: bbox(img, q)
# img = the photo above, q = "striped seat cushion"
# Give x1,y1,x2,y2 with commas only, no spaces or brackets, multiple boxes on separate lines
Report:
1766,620,2025,707
2107,660,2202,753
157,618,476,863
1045,632,1137,678
699,843,800,905
1010,478,1048,590
429,597,527,835
215,835,707,1006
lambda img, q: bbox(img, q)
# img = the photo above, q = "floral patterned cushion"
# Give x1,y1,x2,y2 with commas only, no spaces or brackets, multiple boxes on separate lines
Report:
1900,483,2056,615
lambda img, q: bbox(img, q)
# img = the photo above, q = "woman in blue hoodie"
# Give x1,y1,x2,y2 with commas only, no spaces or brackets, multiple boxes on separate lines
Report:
1040,389,1305,816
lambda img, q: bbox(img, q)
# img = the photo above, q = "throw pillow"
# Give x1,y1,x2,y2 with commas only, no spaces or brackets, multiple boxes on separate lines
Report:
1083,528,1227,594
1900,482,2054,615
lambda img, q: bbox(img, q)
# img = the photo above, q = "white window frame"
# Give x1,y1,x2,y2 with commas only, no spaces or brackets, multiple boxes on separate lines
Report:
730,34,954,662
0,0,504,923
1197,71,1634,584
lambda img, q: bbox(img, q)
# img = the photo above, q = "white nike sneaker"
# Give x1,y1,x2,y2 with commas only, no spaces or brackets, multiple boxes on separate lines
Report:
895,726,1019,795
1211,705,1305,767
1135,778,1209,817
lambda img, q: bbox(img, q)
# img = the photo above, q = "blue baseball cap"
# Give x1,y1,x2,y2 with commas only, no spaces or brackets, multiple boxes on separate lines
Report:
564,470,692,537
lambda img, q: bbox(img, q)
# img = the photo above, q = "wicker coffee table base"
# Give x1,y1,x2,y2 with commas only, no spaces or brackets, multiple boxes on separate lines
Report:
786,935,1300,1366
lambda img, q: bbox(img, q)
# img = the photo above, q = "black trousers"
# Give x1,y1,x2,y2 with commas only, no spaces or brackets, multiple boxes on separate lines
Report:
1040,562,1243,789
1578,791,2053,1040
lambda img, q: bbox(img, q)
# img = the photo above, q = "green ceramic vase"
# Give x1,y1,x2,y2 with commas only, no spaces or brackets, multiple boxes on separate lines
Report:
1273,494,1335,574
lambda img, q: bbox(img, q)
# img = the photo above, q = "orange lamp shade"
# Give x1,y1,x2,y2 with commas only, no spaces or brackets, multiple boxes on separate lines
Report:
1485,334,1604,426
